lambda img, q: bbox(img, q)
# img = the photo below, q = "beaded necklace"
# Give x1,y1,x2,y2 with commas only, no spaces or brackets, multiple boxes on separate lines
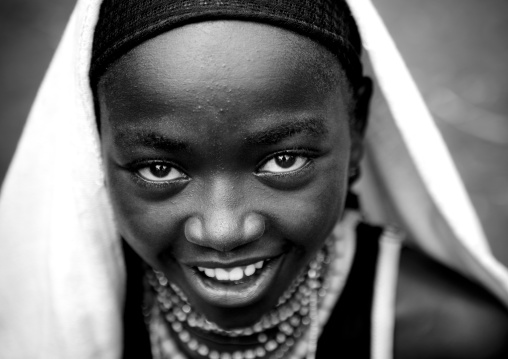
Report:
145,211,359,359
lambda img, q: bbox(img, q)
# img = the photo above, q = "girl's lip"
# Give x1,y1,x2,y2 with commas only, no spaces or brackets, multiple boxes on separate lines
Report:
181,250,285,269
180,254,285,308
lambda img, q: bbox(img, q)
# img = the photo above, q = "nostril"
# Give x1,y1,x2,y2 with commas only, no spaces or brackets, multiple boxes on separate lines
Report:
184,212,266,251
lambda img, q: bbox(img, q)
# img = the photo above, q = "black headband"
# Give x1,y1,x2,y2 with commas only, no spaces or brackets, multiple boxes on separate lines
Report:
90,0,363,90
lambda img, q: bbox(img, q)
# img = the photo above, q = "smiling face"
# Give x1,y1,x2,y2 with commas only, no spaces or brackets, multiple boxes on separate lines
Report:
98,20,366,329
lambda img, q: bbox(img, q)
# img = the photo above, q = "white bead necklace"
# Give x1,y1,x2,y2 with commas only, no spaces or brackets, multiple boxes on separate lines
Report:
145,211,359,359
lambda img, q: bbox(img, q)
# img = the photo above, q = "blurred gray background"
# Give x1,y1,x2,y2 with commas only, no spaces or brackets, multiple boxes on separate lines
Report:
1,0,507,265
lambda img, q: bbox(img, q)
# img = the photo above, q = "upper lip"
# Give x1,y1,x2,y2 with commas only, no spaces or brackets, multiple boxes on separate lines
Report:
181,253,283,269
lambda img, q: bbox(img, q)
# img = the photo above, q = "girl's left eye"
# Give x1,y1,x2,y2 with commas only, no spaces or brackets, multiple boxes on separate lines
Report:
137,163,186,182
258,154,309,173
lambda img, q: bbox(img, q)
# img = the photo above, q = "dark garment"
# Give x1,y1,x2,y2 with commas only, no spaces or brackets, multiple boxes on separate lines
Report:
122,222,384,359
122,240,153,359
316,223,382,359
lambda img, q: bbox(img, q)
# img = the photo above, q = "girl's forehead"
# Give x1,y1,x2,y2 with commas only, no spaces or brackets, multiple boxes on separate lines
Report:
99,21,348,101
97,21,352,148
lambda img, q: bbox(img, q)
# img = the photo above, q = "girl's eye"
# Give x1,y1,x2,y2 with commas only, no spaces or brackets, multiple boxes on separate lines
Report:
137,163,186,182
258,154,309,173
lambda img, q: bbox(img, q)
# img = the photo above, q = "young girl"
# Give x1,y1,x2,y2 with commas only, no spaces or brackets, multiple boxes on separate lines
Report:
1,1,507,358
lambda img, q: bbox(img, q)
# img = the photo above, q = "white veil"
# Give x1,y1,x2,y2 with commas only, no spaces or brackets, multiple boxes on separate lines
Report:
0,0,506,358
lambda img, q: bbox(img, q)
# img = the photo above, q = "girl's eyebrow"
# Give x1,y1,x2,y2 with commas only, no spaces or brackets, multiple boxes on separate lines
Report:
245,118,328,146
114,130,191,153
113,118,327,151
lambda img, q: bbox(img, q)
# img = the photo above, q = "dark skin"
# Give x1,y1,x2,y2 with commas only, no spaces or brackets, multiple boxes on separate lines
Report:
97,20,508,359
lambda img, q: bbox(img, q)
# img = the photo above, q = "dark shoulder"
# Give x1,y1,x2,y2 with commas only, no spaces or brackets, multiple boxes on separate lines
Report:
394,245,508,359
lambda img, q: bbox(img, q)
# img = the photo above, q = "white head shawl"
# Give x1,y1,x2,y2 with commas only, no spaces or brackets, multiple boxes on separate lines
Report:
1,0,507,358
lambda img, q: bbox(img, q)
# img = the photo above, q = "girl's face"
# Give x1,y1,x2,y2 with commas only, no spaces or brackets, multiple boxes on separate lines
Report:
99,21,364,328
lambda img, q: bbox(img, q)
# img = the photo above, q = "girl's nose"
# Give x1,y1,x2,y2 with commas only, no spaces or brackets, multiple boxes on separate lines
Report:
184,211,265,252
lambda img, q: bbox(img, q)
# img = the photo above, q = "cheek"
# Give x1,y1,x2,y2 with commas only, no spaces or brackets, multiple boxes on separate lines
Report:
264,161,348,251
105,164,184,264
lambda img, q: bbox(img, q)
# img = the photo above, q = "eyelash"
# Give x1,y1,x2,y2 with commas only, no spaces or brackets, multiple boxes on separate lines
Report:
255,148,318,175
125,160,189,189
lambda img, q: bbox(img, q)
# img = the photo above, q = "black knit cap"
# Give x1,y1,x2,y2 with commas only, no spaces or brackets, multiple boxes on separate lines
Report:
90,0,363,90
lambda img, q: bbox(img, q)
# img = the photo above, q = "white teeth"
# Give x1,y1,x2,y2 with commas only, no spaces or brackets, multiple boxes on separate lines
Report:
196,260,267,281
245,264,256,276
215,268,229,281
229,267,244,281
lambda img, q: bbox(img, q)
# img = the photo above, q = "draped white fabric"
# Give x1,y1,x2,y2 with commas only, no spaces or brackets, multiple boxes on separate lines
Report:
0,0,506,358
0,4,124,358
348,0,508,304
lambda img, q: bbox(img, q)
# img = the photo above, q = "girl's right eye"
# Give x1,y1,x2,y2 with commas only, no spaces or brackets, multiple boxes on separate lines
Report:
137,163,186,182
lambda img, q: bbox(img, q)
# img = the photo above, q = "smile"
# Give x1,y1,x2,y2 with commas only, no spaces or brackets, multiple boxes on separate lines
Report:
180,255,285,308
196,260,265,282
